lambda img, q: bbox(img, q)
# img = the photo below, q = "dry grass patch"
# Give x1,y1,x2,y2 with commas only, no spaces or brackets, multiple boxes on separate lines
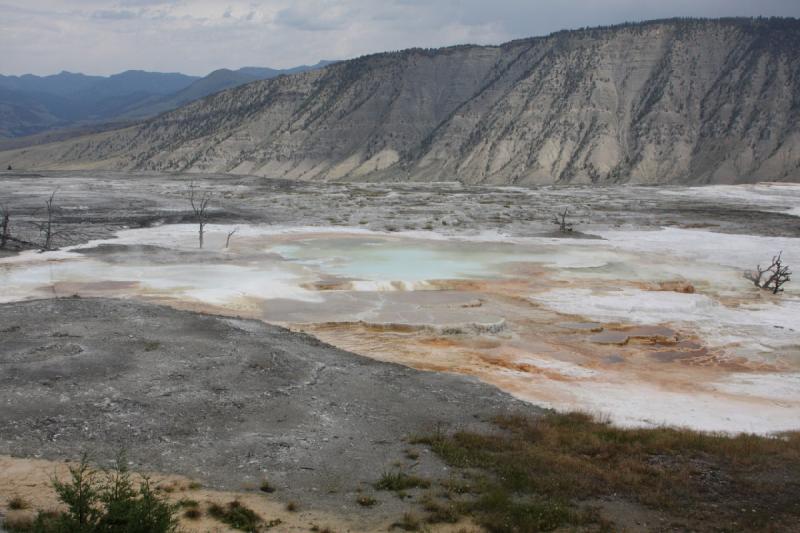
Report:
412,411,800,532
390,512,422,531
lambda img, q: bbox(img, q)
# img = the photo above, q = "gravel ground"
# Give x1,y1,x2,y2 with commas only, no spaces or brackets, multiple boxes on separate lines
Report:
0,297,531,522
1,170,798,255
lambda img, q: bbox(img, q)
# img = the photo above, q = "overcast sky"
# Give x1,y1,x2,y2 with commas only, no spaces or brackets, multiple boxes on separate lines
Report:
2,0,800,76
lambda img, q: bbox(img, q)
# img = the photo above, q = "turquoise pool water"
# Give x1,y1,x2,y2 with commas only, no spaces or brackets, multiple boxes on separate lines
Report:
270,238,511,281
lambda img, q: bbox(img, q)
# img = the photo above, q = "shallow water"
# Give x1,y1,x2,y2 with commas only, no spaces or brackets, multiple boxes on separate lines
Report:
271,238,501,281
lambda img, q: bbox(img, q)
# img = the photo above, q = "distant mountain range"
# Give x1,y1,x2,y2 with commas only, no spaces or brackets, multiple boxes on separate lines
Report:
2,19,799,184
0,61,336,139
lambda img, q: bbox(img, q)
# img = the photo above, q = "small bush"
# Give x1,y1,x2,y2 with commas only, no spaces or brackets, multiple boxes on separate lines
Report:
259,480,275,493
285,501,298,512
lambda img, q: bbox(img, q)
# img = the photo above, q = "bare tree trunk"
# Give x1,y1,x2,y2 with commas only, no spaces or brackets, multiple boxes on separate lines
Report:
43,191,56,250
225,228,238,248
189,182,211,249
552,208,573,232
1,212,8,249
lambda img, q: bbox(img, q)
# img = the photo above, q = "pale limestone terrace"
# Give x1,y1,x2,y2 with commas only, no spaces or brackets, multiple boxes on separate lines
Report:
1,173,798,434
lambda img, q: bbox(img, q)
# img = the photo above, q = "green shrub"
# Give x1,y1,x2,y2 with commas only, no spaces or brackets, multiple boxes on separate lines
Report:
5,453,178,533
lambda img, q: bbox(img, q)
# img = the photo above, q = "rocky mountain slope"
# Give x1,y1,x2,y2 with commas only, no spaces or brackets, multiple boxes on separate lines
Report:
2,18,799,184
0,63,334,141
0,71,199,137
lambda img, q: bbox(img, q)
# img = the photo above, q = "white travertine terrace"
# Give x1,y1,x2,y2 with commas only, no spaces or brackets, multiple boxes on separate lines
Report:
1,222,798,434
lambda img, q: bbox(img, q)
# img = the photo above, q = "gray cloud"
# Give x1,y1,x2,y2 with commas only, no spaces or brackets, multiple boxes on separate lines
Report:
275,2,353,31
1,0,799,76
91,9,139,20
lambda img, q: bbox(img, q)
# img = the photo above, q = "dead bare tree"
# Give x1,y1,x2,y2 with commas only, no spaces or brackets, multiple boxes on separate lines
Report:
0,205,9,249
42,191,56,250
745,251,792,294
189,182,212,249
552,208,574,233
0,205,37,249
225,227,238,249
29,190,60,251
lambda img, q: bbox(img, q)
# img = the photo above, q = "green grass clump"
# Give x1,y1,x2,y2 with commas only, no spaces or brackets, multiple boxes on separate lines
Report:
374,472,430,492
207,501,262,532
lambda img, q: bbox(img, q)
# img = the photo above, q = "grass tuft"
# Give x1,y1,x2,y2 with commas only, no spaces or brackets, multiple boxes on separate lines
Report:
7,496,29,510
177,498,199,508
183,507,202,520
420,493,460,524
374,472,430,492
4,513,35,532
143,341,161,352
356,495,378,507
404,449,420,460
390,512,421,531
207,500,262,532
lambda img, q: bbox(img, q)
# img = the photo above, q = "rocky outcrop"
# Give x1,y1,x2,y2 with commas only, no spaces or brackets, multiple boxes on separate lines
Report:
2,18,799,184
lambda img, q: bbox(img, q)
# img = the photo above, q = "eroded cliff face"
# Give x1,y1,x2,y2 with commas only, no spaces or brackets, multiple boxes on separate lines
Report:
2,18,799,184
